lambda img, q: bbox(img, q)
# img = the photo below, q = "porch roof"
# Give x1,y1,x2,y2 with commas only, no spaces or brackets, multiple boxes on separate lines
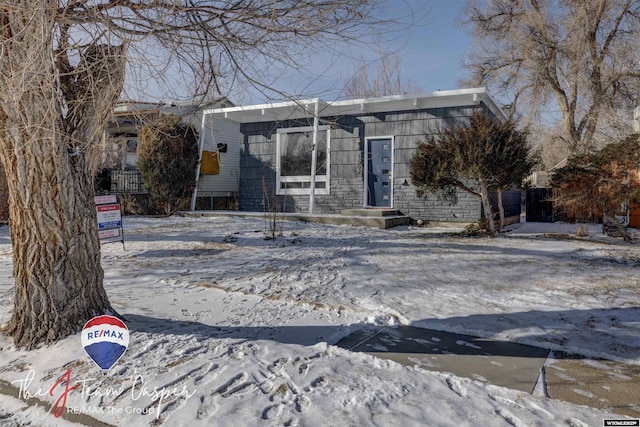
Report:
205,87,505,123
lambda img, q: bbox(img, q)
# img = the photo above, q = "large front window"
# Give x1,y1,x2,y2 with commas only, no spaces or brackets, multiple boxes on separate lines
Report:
276,126,330,195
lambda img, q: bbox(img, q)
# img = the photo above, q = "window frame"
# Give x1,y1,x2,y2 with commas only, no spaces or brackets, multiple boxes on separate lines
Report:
275,125,331,195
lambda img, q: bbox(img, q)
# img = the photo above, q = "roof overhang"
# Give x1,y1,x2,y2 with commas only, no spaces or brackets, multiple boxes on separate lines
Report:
204,88,506,123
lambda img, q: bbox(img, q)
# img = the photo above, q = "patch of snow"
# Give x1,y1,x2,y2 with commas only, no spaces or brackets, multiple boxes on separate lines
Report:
0,217,637,426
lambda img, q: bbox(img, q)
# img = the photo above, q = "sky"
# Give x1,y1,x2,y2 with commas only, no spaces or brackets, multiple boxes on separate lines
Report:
128,1,473,105
401,1,471,92
263,0,473,103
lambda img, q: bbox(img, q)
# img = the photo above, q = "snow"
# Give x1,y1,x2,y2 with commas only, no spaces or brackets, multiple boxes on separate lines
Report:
0,216,639,426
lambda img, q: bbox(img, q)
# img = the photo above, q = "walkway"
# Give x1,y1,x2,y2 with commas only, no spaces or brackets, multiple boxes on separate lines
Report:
336,326,640,419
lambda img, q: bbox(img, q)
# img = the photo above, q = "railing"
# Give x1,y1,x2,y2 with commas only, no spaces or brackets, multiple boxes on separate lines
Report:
110,170,147,194
524,171,550,188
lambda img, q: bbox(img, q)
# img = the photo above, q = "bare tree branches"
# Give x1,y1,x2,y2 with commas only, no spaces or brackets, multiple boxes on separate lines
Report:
32,0,412,102
462,0,640,154
345,53,422,98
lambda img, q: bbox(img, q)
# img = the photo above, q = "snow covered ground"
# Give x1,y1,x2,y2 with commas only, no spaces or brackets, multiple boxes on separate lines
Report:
0,215,639,426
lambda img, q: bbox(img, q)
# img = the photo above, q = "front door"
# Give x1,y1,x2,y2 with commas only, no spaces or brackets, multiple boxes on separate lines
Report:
365,137,393,208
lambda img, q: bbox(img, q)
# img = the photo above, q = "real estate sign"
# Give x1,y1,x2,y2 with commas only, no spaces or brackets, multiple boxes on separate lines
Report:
98,228,121,240
95,195,124,247
96,204,122,230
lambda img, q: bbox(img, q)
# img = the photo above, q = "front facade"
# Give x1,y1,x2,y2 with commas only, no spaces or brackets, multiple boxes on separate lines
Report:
208,88,507,223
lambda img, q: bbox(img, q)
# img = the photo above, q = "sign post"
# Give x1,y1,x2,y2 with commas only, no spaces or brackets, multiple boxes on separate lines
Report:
94,195,125,249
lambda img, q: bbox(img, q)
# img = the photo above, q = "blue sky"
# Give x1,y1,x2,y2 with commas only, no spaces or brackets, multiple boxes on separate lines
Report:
401,1,471,92
129,1,473,104
267,0,473,102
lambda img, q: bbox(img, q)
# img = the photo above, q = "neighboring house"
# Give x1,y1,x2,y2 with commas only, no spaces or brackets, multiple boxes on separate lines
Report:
524,159,568,223
205,88,515,223
531,106,640,227
102,99,240,210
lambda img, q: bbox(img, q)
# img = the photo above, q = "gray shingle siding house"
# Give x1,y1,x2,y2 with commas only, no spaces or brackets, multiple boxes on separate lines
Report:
202,88,508,223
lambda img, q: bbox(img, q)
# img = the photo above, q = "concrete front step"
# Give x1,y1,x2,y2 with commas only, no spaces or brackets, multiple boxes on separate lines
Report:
341,209,403,217
308,213,410,229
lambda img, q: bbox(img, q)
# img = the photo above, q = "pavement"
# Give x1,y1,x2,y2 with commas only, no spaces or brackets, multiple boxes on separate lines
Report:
544,353,640,418
336,326,640,419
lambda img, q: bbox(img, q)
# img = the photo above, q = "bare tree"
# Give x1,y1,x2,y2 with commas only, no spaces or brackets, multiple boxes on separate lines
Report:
0,1,406,349
345,53,422,98
462,0,640,154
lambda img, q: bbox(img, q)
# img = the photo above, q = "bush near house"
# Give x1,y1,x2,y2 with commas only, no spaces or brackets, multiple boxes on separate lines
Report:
409,112,536,236
137,116,199,215
551,134,640,241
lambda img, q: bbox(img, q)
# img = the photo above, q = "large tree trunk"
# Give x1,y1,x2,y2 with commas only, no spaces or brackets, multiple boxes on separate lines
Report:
0,115,114,349
0,5,125,348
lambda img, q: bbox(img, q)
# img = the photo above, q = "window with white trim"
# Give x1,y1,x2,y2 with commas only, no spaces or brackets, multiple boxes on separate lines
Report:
276,126,330,195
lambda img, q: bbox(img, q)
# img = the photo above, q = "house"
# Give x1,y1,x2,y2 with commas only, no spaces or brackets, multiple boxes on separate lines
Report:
102,99,240,210
200,87,518,224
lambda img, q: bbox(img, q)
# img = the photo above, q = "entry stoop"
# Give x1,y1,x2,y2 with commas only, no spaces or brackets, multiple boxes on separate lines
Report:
341,209,403,217
340,209,411,229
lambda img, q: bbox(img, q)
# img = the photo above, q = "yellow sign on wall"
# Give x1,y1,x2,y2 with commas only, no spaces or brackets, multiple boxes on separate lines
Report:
201,151,220,175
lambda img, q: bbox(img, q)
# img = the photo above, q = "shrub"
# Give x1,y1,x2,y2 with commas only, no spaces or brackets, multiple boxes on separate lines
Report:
138,116,199,215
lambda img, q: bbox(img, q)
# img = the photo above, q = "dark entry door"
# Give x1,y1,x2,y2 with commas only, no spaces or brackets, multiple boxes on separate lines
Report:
366,138,393,208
